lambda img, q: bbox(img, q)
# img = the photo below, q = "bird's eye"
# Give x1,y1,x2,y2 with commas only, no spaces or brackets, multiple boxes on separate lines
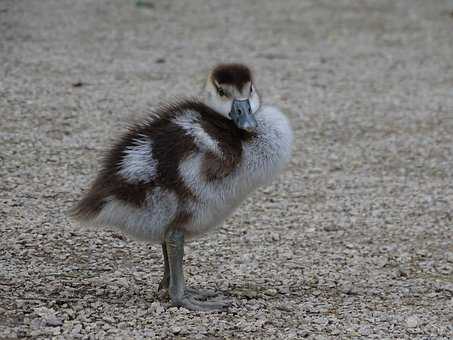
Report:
218,88,226,97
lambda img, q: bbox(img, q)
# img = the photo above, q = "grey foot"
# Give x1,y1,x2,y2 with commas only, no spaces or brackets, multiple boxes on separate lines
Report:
185,286,220,300
172,291,231,312
158,277,219,300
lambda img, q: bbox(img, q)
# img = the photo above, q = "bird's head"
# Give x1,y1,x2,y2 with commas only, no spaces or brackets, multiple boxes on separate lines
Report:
204,63,260,132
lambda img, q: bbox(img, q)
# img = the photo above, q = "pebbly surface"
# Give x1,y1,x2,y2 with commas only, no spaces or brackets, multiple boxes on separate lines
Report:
1,0,452,338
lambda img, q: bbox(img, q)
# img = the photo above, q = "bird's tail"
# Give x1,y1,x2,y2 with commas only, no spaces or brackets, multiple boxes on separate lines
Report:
68,189,106,224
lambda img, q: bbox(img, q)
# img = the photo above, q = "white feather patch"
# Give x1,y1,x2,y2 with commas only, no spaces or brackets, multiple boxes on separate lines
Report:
118,136,157,183
178,105,293,238
92,188,178,242
173,110,222,155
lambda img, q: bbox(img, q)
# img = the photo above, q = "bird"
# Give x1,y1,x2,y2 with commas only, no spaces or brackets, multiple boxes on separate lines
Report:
71,63,293,311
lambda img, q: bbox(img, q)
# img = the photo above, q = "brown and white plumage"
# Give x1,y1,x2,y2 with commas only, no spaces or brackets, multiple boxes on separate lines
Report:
71,64,293,311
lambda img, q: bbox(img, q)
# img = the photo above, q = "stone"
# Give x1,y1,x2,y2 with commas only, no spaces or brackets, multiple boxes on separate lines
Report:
45,316,63,327
150,301,164,315
406,316,418,328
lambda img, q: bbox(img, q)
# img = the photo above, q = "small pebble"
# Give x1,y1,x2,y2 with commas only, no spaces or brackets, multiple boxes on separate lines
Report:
150,302,164,315
45,316,63,327
406,316,418,328
171,326,181,334
264,288,278,296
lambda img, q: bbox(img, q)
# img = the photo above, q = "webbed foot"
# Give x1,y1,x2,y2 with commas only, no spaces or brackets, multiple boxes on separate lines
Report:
185,286,220,300
172,290,230,312
162,231,231,312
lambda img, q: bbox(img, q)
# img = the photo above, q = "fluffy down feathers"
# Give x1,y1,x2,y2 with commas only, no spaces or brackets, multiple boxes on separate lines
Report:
71,101,292,243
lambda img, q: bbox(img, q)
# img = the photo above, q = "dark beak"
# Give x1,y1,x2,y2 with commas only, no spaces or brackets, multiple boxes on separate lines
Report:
229,99,257,132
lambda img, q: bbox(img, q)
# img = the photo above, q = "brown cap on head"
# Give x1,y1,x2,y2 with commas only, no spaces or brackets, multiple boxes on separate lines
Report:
211,64,252,90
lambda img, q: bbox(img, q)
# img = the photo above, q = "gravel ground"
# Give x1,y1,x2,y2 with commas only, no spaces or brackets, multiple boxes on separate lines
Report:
1,0,453,339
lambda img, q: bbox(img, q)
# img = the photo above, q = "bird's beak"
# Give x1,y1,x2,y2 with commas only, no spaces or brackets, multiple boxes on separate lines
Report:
229,99,257,132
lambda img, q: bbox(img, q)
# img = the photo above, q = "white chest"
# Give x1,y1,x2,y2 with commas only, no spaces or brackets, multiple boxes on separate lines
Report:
179,105,293,236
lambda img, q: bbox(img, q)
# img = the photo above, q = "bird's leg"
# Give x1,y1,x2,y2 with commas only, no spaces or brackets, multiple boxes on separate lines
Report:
158,243,170,291
165,229,230,312
159,240,219,300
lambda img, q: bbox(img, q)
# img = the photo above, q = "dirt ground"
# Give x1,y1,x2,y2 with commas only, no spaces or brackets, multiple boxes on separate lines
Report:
1,0,452,339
